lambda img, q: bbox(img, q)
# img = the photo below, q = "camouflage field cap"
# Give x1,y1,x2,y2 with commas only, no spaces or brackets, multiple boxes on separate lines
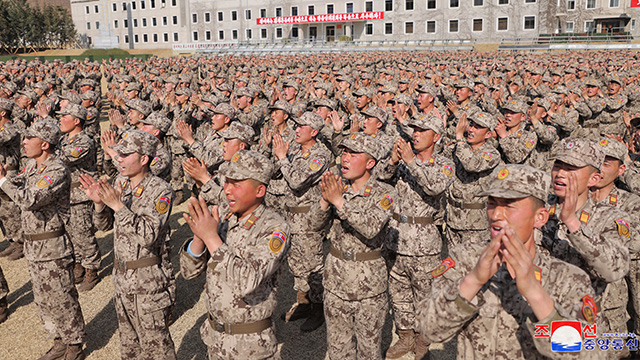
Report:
552,138,605,171
3,82,16,94
477,164,551,202
415,83,436,96
340,132,381,161
18,89,38,103
126,99,152,117
56,103,87,122
201,94,218,105
268,100,292,115
314,98,336,111
352,87,373,98
24,120,61,145
110,130,158,158
584,77,601,87
34,82,48,91
60,91,82,105
219,149,274,185
283,80,300,91
314,81,332,93
468,111,497,131
0,98,13,112
126,82,142,92
454,79,474,90
81,90,99,103
217,83,233,92
140,112,171,133
379,84,397,94
502,99,528,114
597,137,628,162
295,111,324,131
389,94,412,106
409,114,444,134
361,106,387,123
175,87,193,97
220,121,255,144
236,86,254,98
165,75,179,84
213,102,236,119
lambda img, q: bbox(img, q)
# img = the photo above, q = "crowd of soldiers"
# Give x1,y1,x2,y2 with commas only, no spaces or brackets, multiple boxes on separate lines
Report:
0,49,639,360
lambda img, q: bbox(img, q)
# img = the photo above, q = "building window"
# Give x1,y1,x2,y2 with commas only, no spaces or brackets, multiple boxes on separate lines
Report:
473,18,483,31
141,1,145,9
498,17,508,30
205,12,210,22
406,0,414,10
292,6,298,16
586,0,596,8
133,19,138,27
143,33,148,42
171,0,176,6
426,20,436,33
96,21,100,29
246,29,252,39
122,2,127,11
366,23,373,35
86,22,90,30
585,20,595,32
94,5,99,13
124,19,128,28
232,11,237,21
218,12,223,21
609,0,619,6
326,4,334,14
131,1,136,10
151,0,155,8
162,16,167,26
261,28,267,39
449,19,459,32
427,0,436,9
124,35,129,43
385,22,393,34
153,33,158,42
499,0,509,4
112,3,117,11
114,20,119,28
163,33,168,42
193,31,198,41
524,15,536,30
276,27,283,38
134,34,139,43
192,13,198,23
292,27,299,37
307,6,314,15
632,19,636,30
366,1,373,11
232,29,238,39
205,30,211,40
385,0,393,11
474,0,483,5
276,7,282,16
85,6,89,14
142,18,147,27
152,17,157,26
246,9,252,19
346,2,353,13
173,32,179,41
566,21,574,32
218,30,224,40
450,0,459,7
525,0,536,2
567,0,575,10
405,21,413,33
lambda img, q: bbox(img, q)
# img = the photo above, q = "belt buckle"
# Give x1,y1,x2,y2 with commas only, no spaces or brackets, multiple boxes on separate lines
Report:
455,200,462,208
116,259,127,271
400,215,408,223
214,321,225,333
343,251,354,261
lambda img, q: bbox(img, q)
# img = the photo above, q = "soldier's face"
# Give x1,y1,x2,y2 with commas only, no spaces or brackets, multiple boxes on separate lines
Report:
295,125,316,145
551,161,601,198
362,116,382,136
341,150,374,180
23,136,45,158
211,114,228,131
314,106,330,120
487,196,546,252
586,86,599,97
237,96,250,109
466,122,490,146
117,152,146,177
128,109,143,126
58,114,78,133
356,95,370,109
284,87,297,101
222,139,245,161
417,93,432,110
412,128,439,152
595,157,624,189
224,178,264,217
608,82,621,95
456,87,472,102
270,110,287,127
338,81,349,92
503,110,523,129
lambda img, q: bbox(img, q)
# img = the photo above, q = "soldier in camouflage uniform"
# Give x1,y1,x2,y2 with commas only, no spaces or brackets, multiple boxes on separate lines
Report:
419,164,600,359
378,115,454,360
0,98,23,260
180,149,290,360
80,130,176,360
0,120,86,360
495,99,539,166
56,104,101,292
543,138,631,359
445,112,501,249
272,112,333,332
309,132,395,359
139,112,173,183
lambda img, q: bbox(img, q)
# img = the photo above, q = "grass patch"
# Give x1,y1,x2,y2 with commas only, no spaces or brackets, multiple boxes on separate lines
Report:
81,48,131,57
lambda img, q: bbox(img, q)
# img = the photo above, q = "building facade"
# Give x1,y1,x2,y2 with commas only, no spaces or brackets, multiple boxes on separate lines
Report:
70,0,640,49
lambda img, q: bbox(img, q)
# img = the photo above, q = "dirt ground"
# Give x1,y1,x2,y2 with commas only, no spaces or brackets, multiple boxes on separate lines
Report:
0,195,457,360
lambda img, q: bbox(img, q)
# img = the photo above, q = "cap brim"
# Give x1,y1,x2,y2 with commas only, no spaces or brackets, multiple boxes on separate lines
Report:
551,154,590,169
476,189,532,199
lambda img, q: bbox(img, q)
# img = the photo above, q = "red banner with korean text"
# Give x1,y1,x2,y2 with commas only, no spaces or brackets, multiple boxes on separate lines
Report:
632,0,640,8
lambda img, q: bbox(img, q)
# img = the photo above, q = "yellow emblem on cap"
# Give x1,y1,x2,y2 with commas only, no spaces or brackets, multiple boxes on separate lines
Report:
350,133,357,140
231,153,240,162
599,139,608,147
497,168,509,180
380,194,393,210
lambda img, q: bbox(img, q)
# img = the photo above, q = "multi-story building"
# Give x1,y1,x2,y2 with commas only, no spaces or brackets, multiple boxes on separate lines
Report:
70,0,640,50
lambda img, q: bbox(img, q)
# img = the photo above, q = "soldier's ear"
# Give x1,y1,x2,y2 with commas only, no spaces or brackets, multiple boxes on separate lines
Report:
533,205,549,229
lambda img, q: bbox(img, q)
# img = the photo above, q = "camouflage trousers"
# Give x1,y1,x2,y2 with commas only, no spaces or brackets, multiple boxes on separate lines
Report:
288,231,324,304
69,202,101,270
385,252,440,333
628,259,640,334
0,264,7,299
0,197,22,241
28,256,86,344
325,291,388,360
114,290,176,360
201,317,279,360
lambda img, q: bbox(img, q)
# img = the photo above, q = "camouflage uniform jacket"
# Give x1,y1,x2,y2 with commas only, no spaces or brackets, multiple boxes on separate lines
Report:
621,154,640,195
84,106,101,139
257,123,296,159
541,198,631,316
237,105,263,129
58,131,96,204
11,107,35,130
498,122,539,166
584,95,628,136
378,155,454,255
94,173,174,295
446,141,502,231
150,144,172,182
1,156,71,262
550,108,580,138
309,177,396,300
0,121,21,176
593,187,640,260
180,203,290,324
418,231,598,360
188,129,224,173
